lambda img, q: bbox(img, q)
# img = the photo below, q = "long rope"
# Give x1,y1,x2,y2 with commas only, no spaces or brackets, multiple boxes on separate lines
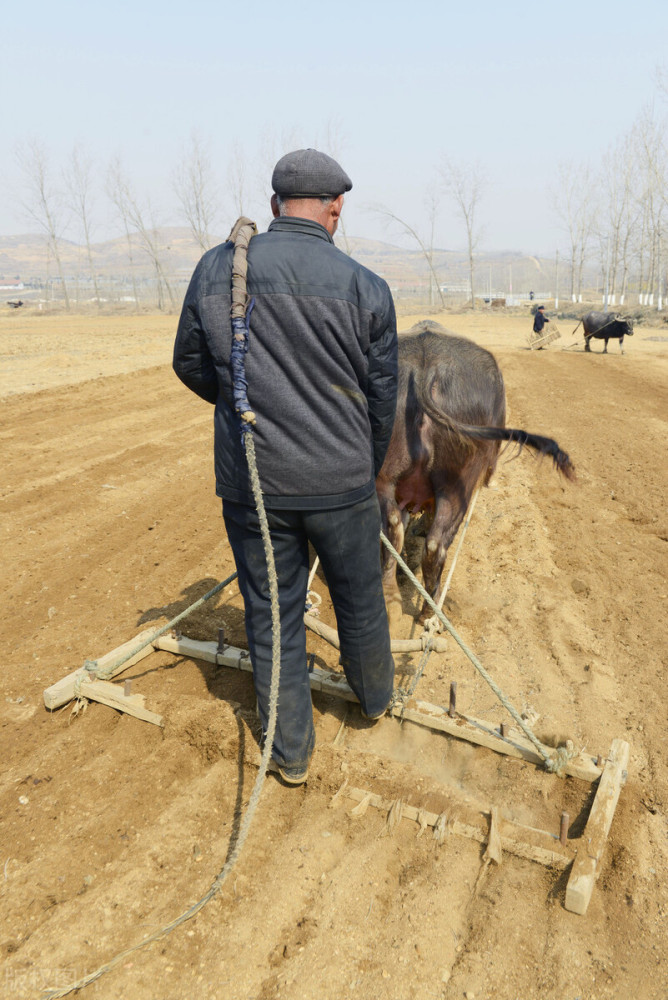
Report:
43,440,280,1000
380,530,569,772
44,220,283,1000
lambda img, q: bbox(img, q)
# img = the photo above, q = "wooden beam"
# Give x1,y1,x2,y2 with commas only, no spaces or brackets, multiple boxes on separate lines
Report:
344,787,572,869
564,737,630,915
304,613,448,653
397,701,603,783
79,679,163,727
157,635,603,781
153,634,253,671
43,628,158,710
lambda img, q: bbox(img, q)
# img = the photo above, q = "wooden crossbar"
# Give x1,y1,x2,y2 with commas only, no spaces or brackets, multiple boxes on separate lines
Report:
342,786,573,869
153,635,603,783
43,628,158,711
564,738,630,914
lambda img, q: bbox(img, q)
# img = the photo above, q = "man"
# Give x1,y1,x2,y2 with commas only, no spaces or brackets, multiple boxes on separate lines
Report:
173,149,397,784
533,305,549,335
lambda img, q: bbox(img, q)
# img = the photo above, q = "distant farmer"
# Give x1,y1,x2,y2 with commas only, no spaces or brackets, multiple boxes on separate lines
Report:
173,149,398,784
533,305,549,335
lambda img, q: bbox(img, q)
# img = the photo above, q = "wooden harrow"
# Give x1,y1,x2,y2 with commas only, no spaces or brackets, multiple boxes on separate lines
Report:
44,615,630,918
528,323,562,350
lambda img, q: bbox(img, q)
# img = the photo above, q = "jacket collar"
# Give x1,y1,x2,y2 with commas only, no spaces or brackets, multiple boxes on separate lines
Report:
268,217,334,244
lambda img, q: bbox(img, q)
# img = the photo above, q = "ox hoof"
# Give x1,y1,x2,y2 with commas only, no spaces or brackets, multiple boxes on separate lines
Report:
417,605,432,626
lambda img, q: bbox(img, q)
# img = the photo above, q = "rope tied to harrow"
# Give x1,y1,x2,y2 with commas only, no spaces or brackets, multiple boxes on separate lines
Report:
72,573,239,699
379,530,577,776
391,635,435,718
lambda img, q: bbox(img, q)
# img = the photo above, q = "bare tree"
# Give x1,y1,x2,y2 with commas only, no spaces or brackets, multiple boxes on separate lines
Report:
322,118,353,255
550,161,597,301
631,106,667,306
254,126,304,220
107,156,140,306
173,132,219,252
371,202,446,308
107,157,175,310
440,158,485,309
227,141,248,222
65,145,101,308
16,138,70,309
423,185,442,307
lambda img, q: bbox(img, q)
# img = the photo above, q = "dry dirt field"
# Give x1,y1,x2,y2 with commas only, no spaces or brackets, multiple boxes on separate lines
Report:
1,308,666,1000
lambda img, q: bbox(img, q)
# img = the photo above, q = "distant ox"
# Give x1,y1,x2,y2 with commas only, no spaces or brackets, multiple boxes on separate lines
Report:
582,311,634,354
376,321,575,621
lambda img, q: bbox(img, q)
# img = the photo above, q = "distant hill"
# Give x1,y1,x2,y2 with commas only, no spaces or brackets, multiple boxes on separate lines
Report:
0,228,555,298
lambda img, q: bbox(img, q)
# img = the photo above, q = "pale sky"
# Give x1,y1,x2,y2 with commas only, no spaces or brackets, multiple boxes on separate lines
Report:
1,0,667,256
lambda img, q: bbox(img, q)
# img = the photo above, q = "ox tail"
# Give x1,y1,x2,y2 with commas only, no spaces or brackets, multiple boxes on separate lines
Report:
456,424,576,481
417,386,575,481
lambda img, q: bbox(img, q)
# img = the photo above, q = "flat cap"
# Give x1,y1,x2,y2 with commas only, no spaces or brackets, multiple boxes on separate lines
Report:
272,148,353,199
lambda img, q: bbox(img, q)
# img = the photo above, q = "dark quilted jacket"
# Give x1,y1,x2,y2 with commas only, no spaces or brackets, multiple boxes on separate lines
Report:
173,216,398,509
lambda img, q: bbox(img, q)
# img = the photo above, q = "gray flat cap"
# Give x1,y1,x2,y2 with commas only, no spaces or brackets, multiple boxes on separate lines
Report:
272,148,353,199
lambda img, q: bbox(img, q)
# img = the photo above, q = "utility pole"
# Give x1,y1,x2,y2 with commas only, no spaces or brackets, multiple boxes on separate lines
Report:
603,236,610,312
657,229,663,312
555,250,559,310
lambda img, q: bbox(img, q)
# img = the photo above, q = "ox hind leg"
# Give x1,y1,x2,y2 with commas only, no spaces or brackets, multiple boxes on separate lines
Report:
377,488,406,618
418,488,469,623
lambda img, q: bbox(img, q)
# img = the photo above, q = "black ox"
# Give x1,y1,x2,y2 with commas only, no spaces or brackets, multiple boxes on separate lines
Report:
582,311,634,354
376,321,575,621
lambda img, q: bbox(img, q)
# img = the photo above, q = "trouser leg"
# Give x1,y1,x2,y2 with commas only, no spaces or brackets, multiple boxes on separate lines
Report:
222,501,315,771
304,495,395,717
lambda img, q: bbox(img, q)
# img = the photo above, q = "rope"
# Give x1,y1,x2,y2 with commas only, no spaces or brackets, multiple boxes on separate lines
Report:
44,219,284,999
379,530,573,775
73,572,239,697
421,487,480,636
43,439,281,1000
305,555,322,614
393,637,434,718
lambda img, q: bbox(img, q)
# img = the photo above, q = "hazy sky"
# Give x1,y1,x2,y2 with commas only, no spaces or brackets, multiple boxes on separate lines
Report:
2,0,667,255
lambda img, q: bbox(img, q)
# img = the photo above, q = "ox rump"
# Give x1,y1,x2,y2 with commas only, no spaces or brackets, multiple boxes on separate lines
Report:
376,321,575,621
582,311,634,354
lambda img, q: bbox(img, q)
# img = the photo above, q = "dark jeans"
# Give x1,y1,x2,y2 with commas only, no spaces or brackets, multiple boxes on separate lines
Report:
222,494,395,770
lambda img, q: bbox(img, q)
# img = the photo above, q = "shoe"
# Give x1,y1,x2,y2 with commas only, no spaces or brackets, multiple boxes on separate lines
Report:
271,760,309,785
361,705,387,721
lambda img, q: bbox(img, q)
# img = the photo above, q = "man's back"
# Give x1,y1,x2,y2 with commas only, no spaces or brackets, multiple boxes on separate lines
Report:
175,216,397,509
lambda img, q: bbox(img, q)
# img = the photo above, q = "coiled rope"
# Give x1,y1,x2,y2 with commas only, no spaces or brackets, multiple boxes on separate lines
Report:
44,218,283,1000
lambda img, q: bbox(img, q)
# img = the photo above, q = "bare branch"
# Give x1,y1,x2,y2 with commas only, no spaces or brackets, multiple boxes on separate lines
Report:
371,203,445,307
173,132,219,252
16,138,70,309
65,144,101,307
440,158,486,308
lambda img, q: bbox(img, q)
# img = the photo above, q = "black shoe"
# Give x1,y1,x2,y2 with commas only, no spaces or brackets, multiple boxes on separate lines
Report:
361,705,387,721
270,760,309,785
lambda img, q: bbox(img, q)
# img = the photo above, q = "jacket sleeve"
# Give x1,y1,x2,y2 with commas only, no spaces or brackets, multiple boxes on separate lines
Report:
366,290,398,477
173,261,218,405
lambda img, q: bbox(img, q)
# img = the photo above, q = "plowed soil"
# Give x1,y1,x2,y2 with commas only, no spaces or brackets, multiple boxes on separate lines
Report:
1,309,666,1000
